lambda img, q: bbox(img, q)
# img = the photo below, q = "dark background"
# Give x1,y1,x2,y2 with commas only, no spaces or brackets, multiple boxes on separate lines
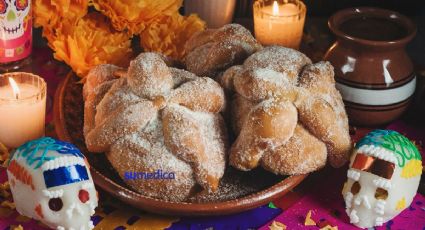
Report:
233,0,425,67
234,0,425,17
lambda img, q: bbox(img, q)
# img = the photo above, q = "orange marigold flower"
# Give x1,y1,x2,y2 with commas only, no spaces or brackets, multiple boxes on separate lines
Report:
50,13,133,77
140,13,205,60
33,0,89,28
91,0,183,35
33,0,89,44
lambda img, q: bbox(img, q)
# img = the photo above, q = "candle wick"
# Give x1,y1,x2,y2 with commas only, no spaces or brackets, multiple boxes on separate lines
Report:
8,77,20,100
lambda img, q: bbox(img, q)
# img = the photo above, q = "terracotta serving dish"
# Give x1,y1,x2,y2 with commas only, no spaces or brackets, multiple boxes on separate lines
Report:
53,72,307,216
325,7,417,126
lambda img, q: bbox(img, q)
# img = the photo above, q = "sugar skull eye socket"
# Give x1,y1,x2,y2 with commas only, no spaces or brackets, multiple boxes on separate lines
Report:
79,189,90,203
369,158,394,179
375,188,389,200
48,198,63,211
352,153,395,179
0,0,8,14
351,181,361,195
15,0,28,11
352,153,374,170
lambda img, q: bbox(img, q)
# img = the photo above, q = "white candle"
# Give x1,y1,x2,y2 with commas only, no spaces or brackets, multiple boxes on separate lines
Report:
0,73,46,148
254,0,306,49
185,0,237,28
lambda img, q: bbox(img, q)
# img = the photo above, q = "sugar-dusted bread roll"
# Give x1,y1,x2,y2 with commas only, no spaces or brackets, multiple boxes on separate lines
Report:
222,46,352,175
83,53,228,201
183,24,262,78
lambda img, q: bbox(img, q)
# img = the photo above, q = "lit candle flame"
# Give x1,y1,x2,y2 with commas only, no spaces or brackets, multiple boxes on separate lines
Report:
272,1,279,16
8,77,20,99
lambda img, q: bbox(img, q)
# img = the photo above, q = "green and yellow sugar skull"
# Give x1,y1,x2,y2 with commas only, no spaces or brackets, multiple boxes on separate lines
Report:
342,129,422,229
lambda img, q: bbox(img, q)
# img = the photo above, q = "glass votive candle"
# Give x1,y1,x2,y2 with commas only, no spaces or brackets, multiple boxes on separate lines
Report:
0,72,46,149
253,0,306,49
185,0,237,28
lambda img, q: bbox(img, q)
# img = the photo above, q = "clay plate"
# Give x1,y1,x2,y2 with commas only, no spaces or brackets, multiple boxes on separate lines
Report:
53,71,307,216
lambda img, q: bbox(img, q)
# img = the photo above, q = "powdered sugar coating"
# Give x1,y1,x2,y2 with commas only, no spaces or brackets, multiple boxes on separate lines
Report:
261,124,327,175
162,104,227,191
184,24,262,78
108,116,196,202
243,46,311,83
84,52,227,201
222,46,351,174
94,78,140,126
127,52,173,98
233,68,294,101
83,64,121,136
169,68,197,87
229,98,298,171
169,77,226,113
296,61,351,167
83,64,121,100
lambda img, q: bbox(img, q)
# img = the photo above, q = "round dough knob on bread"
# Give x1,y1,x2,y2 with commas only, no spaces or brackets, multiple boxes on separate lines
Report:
84,53,227,201
169,77,225,113
261,124,327,175
184,24,262,78
127,52,173,98
230,99,297,171
224,46,352,175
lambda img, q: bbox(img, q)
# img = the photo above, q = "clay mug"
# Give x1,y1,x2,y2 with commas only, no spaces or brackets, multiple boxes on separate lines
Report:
325,7,417,126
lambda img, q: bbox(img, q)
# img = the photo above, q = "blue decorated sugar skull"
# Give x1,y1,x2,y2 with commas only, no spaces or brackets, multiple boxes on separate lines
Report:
342,130,422,228
7,137,98,230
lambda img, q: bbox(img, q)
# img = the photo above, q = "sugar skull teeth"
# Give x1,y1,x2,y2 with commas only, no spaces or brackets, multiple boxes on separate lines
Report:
42,156,86,171
42,189,64,198
349,210,359,224
374,203,385,215
342,130,422,228
354,195,371,209
373,178,392,190
6,137,98,230
375,217,384,226
66,203,76,219
375,199,386,208
344,192,353,209
356,145,397,165
347,169,360,181
2,23,20,33
0,0,30,40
